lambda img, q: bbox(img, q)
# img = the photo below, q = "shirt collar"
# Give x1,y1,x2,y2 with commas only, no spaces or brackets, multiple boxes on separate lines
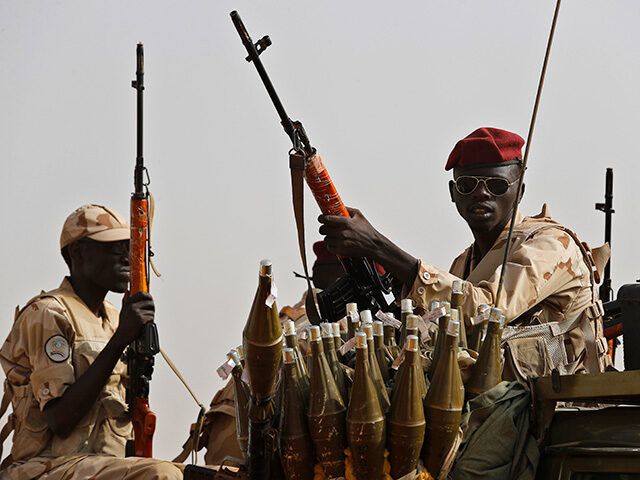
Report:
59,276,109,319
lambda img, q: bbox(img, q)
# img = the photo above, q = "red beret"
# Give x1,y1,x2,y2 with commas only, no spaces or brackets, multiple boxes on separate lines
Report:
445,127,524,171
313,241,339,265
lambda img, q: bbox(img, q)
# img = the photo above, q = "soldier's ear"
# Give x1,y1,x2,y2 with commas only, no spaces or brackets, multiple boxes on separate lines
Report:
448,180,456,202
67,241,83,271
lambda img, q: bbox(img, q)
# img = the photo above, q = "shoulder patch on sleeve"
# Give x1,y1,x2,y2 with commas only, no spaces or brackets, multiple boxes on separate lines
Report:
45,335,70,363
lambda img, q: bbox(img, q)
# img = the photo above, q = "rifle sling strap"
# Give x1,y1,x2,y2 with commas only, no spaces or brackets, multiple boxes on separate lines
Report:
289,152,322,325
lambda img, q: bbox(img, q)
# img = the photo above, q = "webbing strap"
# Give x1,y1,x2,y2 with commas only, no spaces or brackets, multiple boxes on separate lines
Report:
289,152,321,325
147,192,161,278
159,348,207,464
172,406,206,464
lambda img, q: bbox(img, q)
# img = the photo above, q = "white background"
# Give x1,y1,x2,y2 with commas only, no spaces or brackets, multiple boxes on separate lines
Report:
1,0,638,461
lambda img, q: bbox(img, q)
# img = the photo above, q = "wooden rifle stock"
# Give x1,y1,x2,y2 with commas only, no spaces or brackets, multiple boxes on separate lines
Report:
305,155,350,219
126,42,159,458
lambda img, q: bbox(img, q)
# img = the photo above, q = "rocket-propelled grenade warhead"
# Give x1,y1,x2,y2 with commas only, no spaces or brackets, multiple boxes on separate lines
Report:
395,315,426,400
388,335,426,479
243,260,283,480
469,303,491,352
359,309,373,327
243,259,283,421
399,298,413,346
331,322,342,354
322,322,348,402
307,325,347,478
346,302,359,340
451,280,468,349
372,321,390,383
383,313,400,359
423,319,465,477
428,301,441,347
405,314,419,339
279,348,315,480
428,302,451,381
466,307,503,399
362,323,390,413
284,319,310,403
346,332,386,480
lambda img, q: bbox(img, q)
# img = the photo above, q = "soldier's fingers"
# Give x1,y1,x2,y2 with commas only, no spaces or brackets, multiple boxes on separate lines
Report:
345,206,361,217
132,291,153,300
318,214,351,226
136,301,155,312
318,224,350,236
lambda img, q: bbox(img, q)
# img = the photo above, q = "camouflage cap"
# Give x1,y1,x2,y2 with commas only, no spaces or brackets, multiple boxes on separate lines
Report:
60,204,129,249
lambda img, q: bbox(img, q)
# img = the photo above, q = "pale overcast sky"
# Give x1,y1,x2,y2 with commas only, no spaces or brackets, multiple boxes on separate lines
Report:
1,0,638,461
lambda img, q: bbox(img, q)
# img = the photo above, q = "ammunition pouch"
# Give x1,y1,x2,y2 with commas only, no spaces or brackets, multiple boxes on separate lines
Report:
501,309,604,383
503,337,555,384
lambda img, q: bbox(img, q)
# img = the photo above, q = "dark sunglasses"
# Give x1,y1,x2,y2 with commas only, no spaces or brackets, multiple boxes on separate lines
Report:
452,175,520,196
78,238,130,256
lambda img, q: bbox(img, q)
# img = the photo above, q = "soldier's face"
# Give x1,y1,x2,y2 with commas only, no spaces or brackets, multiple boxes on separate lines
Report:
449,164,523,234
73,239,131,293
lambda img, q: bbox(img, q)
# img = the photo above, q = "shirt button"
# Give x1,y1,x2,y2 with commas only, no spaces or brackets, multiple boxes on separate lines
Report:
41,388,50,396
423,272,431,281
417,286,426,295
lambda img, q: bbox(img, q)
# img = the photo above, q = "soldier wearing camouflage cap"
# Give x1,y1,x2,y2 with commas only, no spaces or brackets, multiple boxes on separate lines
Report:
319,127,610,380
0,204,183,479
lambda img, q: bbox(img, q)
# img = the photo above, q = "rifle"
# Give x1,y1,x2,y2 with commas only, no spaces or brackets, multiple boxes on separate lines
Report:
597,168,621,362
126,42,160,458
596,167,614,302
230,11,394,323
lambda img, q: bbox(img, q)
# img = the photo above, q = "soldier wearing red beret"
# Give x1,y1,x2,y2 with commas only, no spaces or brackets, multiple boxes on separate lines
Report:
319,127,610,379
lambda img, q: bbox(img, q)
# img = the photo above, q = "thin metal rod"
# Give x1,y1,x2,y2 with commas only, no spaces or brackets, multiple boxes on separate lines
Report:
160,348,204,409
495,0,562,306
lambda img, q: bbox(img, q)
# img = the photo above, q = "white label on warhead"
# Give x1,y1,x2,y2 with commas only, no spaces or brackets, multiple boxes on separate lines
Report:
376,311,402,329
391,348,406,370
422,306,446,324
265,281,278,307
339,336,357,356
216,358,235,380
471,310,490,326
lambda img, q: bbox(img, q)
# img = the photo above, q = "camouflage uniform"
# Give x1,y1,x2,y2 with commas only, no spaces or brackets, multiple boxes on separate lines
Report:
404,205,610,380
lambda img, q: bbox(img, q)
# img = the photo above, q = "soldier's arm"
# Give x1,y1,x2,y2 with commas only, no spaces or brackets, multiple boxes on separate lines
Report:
44,292,154,437
319,207,420,284
403,228,583,322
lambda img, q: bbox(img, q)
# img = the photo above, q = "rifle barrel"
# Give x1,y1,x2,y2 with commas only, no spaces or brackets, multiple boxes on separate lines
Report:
134,42,145,197
230,11,297,145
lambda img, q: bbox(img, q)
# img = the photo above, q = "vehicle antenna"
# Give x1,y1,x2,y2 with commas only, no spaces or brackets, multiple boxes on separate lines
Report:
495,0,562,306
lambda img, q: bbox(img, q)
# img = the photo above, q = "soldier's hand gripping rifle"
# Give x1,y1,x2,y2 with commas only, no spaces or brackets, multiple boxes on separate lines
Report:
230,11,394,323
126,42,160,458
